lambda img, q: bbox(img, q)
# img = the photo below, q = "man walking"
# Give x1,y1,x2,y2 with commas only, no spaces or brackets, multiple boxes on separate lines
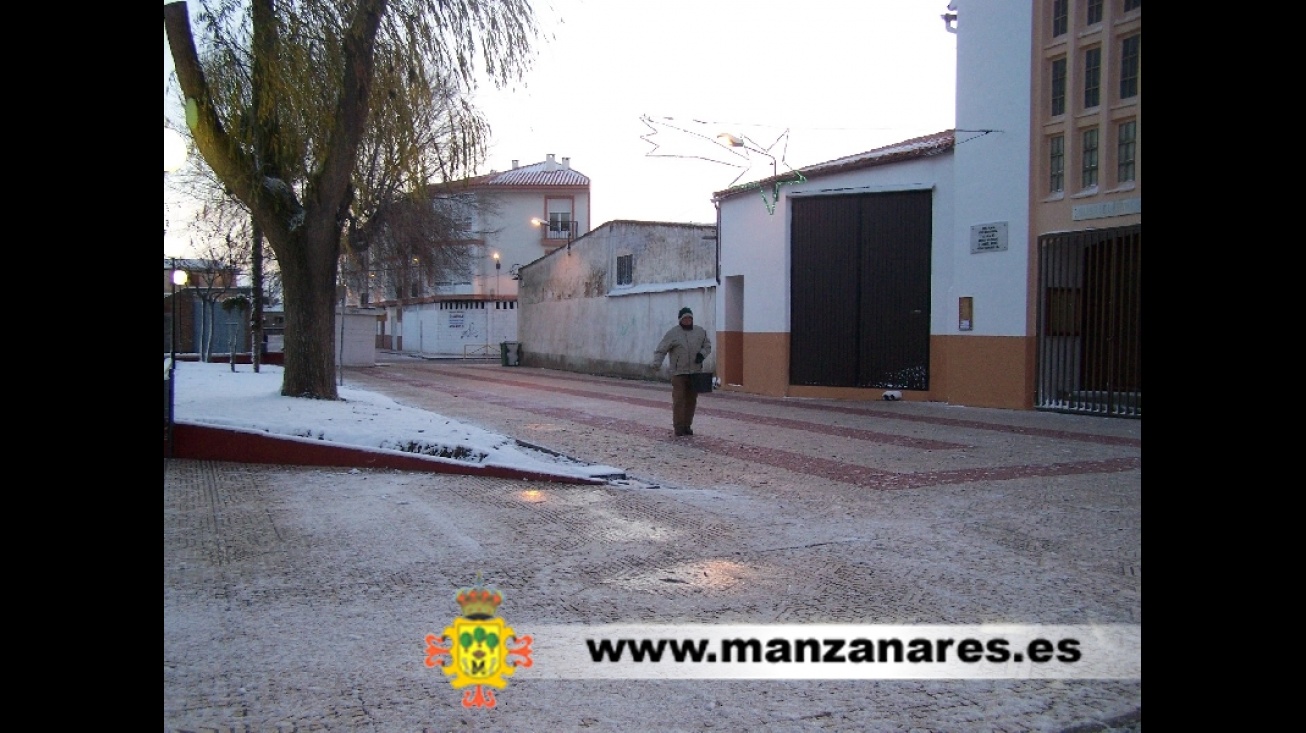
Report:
651,307,713,437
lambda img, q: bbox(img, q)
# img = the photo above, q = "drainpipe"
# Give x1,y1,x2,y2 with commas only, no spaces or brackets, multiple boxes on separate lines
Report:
713,199,721,285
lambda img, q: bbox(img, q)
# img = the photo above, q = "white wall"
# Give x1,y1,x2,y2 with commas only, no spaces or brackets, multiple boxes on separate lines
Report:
336,309,379,367
398,301,519,357
717,193,787,334
518,221,717,378
717,154,955,336
950,0,1033,336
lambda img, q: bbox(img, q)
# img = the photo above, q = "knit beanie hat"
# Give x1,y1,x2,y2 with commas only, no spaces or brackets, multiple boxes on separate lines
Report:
678,307,693,319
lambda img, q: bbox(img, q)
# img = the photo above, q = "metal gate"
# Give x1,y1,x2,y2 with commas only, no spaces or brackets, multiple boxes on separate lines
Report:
1036,224,1141,418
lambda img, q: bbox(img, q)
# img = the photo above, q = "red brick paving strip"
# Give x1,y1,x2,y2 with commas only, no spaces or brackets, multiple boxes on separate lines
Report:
524,368,1143,448
366,369,1141,491
424,367,965,450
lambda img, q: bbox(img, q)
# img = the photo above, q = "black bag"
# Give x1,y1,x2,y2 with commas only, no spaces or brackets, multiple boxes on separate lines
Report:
690,372,714,393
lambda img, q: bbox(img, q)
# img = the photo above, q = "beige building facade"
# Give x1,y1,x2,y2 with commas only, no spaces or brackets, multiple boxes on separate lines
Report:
1028,0,1142,416
1031,0,1141,234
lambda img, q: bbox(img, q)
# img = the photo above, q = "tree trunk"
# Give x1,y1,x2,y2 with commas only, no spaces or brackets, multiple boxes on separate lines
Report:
201,299,213,362
166,0,383,402
277,236,339,399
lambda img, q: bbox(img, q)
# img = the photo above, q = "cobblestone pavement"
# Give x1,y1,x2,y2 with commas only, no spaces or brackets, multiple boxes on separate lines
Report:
164,358,1141,732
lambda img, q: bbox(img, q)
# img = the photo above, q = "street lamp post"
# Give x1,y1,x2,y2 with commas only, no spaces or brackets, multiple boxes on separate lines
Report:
165,127,188,459
491,252,500,352
168,260,188,457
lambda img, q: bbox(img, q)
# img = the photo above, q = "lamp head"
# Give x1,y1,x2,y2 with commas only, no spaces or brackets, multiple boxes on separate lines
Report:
164,127,188,173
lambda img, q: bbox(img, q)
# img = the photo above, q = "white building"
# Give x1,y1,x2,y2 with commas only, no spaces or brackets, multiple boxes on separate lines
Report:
377,154,591,356
713,131,957,400
711,0,1033,410
517,220,717,379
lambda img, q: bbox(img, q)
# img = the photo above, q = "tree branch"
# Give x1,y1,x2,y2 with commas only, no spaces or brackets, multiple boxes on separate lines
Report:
163,2,259,211
306,0,387,261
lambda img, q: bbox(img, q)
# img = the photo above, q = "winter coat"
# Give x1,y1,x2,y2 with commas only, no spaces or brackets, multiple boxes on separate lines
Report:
651,324,712,375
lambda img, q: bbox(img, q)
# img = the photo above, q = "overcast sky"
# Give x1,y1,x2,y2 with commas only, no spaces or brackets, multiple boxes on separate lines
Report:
164,0,956,256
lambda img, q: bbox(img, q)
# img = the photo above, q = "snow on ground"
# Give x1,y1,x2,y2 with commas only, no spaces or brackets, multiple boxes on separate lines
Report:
169,360,621,480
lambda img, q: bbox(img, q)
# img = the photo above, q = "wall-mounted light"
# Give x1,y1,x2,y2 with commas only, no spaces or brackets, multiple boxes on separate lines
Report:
716,132,779,179
713,130,807,215
941,3,957,33
716,133,744,148
531,216,579,253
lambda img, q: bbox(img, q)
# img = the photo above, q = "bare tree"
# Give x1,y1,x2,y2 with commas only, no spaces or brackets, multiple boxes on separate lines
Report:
221,294,251,370
343,185,504,304
186,232,250,362
167,167,283,369
341,63,486,304
164,0,538,399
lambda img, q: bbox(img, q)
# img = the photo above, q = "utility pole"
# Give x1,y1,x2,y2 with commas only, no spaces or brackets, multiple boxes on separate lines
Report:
251,222,264,372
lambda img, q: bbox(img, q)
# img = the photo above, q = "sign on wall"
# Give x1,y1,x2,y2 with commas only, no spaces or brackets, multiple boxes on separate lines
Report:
970,221,1008,254
449,312,465,329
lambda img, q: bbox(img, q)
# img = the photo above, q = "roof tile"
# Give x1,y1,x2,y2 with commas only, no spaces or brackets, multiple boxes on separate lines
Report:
713,129,955,199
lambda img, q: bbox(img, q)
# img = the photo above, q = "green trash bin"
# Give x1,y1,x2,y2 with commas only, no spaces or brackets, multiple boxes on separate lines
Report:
500,341,521,366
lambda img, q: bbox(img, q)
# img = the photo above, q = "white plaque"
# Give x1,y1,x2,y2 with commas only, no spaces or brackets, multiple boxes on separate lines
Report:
970,221,1008,254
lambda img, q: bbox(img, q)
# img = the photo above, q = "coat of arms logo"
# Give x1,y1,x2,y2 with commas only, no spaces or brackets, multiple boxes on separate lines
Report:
424,578,534,708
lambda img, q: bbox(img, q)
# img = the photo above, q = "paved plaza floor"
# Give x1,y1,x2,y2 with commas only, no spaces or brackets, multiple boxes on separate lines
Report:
164,359,1141,732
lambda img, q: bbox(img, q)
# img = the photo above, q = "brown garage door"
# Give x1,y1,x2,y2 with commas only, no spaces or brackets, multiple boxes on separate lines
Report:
790,191,933,390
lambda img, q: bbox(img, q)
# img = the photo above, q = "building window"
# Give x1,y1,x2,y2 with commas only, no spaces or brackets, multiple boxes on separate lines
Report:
1083,47,1101,108
546,211,573,239
617,254,633,286
1124,0,1141,11
1117,120,1136,183
452,195,475,235
1119,34,1141,99
1081,128,1099,189
1049,135,1065,193
1087,0,1103,24
1052,0,1068,36
1051,57,1067,116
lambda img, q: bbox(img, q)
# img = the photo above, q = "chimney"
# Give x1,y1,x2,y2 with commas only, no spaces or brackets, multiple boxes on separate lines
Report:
562,156,571,170
511,159,519,169
546,153,557,171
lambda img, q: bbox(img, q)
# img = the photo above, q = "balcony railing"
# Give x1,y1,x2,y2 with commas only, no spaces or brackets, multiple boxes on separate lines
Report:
541,220,580,240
